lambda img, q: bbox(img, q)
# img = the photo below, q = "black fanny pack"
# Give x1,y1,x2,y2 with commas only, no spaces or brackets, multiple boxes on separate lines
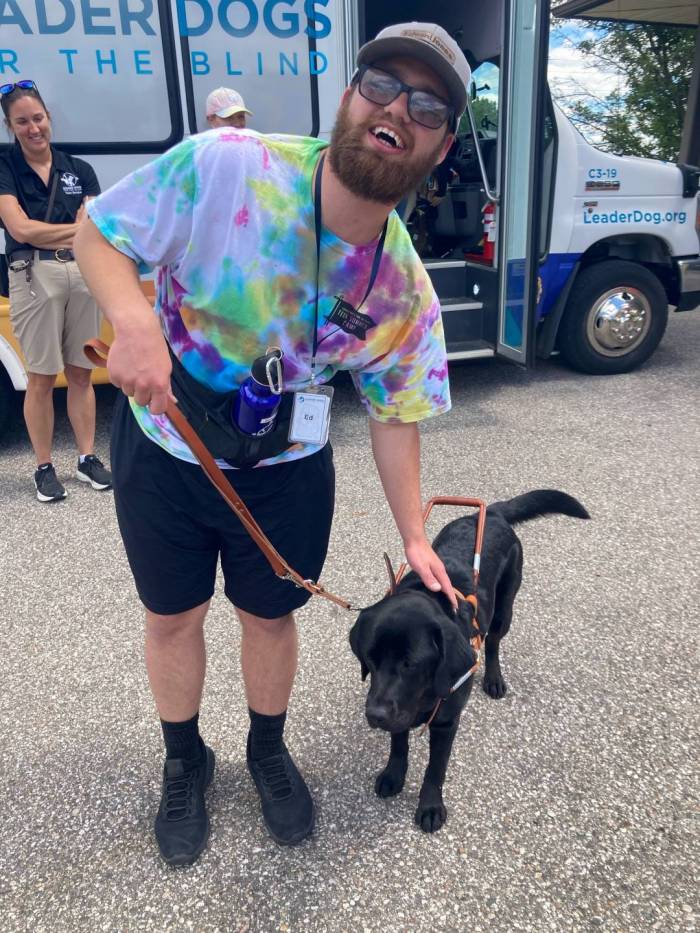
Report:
168,347,295,469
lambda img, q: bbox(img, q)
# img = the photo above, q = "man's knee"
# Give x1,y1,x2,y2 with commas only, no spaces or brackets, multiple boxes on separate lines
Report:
237,609,295,637
146,601,210,642
27,372,57,395
64,364,92,388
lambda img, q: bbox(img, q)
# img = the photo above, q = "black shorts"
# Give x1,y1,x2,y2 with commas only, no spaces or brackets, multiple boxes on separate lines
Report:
110,394,335,618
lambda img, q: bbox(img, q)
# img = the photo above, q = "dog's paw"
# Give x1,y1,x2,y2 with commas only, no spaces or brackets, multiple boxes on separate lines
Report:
414,801,447,833
375,765,406,798
483,674,508,699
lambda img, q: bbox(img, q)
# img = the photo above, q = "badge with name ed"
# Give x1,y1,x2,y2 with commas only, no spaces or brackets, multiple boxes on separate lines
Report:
288,385,334,447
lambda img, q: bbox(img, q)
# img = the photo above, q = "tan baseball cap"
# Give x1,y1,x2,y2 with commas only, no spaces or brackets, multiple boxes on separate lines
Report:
205,87,252,118
356,22,470,118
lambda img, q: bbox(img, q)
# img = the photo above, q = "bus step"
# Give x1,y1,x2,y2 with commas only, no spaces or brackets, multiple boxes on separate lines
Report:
441,299,484,313
446,339,494,361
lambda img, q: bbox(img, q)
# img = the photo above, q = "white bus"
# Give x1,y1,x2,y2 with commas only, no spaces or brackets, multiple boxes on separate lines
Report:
1,0,699,436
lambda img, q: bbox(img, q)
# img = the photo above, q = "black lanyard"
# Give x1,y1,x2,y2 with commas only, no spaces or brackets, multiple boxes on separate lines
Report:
311,151,388,382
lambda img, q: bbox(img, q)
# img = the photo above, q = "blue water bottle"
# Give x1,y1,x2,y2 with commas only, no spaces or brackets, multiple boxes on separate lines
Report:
232,348,284,436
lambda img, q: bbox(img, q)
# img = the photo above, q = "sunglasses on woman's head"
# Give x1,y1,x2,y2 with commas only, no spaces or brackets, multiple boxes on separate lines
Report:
0,80,37,96
354,65,453,130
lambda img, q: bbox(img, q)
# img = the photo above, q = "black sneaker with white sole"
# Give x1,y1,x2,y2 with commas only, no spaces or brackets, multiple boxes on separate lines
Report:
246,734,315,845
34,463,67,502
76,455,112,490
154,744,215,867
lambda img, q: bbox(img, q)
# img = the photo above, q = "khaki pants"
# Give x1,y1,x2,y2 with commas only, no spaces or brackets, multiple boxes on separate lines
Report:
9,254,101,375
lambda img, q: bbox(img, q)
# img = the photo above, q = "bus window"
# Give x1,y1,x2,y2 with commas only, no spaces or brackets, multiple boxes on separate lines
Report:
179,10,333,137
0,0,181,152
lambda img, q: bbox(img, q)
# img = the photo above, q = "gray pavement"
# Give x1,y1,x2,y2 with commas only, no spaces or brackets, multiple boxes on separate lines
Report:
0,312,698,932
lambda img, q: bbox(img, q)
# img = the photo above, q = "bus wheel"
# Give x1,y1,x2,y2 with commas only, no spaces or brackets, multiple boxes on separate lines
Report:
558,260,668,375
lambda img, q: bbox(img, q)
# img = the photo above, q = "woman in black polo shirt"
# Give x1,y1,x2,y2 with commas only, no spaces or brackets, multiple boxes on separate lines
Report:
0,80,111,501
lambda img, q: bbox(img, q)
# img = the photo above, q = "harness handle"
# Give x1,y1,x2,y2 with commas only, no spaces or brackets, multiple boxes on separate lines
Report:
393,496,486,591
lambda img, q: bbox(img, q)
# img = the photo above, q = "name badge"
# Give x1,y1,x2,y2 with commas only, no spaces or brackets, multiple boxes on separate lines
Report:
288,385,334,446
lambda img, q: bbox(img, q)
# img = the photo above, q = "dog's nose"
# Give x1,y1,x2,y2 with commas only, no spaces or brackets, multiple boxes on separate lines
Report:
366,703,396,730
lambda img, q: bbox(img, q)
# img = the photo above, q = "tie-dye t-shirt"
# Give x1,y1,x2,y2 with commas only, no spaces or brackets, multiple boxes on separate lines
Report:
87,129,450,466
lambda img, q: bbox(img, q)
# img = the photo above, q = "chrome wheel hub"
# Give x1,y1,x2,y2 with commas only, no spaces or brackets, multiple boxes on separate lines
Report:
587,287,651,357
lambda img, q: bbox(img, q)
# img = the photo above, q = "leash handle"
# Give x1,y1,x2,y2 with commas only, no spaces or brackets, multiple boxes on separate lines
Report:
84,339,354,611
84,337,110,368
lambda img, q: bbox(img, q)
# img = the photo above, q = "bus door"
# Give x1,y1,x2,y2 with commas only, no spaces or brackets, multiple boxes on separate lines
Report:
496,0,550,365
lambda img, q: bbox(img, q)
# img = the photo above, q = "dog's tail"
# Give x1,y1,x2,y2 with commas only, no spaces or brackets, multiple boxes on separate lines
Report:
488,489,590,526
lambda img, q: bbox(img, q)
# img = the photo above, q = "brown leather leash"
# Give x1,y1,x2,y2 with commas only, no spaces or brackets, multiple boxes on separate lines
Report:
84,338,356,610
86,340,489,637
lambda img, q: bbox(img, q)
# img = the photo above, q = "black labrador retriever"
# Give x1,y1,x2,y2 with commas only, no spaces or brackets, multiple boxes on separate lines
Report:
349,489,589,833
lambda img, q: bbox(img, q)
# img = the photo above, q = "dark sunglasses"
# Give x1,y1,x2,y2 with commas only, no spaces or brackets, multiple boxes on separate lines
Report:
0,79,37,96
355,65,453,130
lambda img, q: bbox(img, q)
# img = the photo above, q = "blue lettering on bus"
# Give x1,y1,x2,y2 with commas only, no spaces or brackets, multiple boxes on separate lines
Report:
190,49,210,73
59,47,78,72
583,209,687,225
37,0,75,34
0,0,334,49
0,0,32,34
120,0,155,36
177,0,212,36
225,51,242,74
279,50,298,74
218,0,258,38
304,0,329,37
96,47,117,71
0,48,19,72
264,0,298,38
81,0,115,34
309,49,326,73
587,167,618,180
134,48,152,73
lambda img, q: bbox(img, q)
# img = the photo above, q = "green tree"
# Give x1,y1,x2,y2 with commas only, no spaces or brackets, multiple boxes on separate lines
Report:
471,97,498,134
552,22,694,160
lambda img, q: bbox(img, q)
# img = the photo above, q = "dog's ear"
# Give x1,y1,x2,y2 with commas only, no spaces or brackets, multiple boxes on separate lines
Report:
349,612,373,681
432,624,453,699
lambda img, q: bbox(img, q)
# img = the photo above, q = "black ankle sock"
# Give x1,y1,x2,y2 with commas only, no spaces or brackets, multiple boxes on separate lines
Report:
161,712,203,761
248,708,286,760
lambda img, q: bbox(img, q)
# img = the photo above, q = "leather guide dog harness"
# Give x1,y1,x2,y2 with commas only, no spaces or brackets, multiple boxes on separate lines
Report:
384,497,487,736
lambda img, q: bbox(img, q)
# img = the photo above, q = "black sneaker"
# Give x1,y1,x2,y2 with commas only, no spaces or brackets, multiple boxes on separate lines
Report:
76,455,112,490
34,463,67,502
154,744,215,866
246,733,315,845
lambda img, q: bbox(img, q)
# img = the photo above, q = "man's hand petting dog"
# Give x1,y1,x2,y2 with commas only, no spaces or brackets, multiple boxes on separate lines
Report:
349,489,589,833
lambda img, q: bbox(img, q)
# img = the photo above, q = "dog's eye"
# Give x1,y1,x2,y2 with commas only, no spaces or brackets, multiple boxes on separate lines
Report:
401,660,415,672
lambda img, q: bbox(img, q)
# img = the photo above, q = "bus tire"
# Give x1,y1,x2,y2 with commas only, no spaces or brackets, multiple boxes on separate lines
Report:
558,260,668,375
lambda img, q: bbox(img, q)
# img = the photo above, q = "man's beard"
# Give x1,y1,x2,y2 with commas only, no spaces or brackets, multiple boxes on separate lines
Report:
328,97,446,205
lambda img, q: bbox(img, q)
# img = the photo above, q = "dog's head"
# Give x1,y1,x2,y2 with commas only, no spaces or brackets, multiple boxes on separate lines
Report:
349,589,476,732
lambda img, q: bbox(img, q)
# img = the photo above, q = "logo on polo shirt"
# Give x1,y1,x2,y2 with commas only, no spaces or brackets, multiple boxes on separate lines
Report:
60,172,82,196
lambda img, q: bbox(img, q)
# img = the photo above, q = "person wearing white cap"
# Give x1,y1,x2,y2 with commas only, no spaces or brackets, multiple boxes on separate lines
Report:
75,23,471,865
205,87,252,129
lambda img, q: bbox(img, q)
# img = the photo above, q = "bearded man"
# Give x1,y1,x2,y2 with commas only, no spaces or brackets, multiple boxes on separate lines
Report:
74,22,470,866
